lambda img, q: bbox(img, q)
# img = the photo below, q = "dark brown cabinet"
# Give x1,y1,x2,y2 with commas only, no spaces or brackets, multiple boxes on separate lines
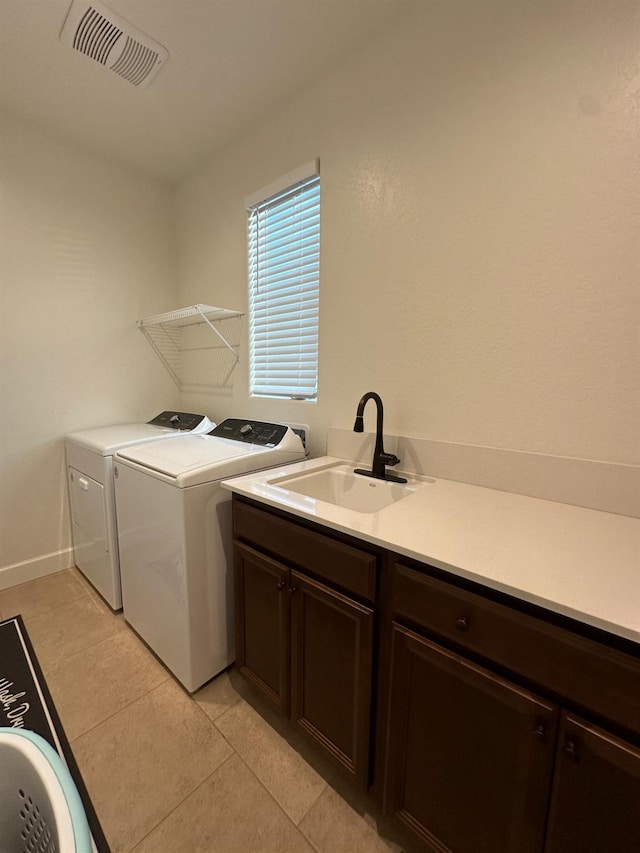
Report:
232,498,378,786
386,556,640,853
234,543,290,714
230,495,640,852
290,570,374,786
385,623,557,853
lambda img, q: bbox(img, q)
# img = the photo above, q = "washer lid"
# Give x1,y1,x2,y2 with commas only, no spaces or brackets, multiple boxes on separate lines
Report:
65,412,213,455
115,434,267,475
115,430,305,486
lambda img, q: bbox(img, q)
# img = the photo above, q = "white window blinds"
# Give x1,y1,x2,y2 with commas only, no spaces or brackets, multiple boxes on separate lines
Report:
247,165,320,399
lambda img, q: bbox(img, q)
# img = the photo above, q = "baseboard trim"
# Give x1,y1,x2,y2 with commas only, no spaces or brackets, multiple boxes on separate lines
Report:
0,548,75,591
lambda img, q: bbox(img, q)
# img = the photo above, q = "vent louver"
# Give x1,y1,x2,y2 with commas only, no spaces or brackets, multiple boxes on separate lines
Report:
60,0,168,88
73,7,122,65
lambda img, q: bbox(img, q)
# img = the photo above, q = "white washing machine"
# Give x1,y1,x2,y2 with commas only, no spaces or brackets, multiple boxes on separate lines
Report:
113,419,306,692
65,411,214,609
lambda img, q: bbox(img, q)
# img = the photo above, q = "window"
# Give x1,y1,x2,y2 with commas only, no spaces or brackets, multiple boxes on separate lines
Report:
246,160,320,400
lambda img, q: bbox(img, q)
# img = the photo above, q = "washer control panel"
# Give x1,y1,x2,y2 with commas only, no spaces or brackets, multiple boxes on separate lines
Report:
148,411,209,431
210,419,288,447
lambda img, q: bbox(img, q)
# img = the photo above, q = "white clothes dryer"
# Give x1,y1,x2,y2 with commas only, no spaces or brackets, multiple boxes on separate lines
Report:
113,419,306,692
65,411,214,609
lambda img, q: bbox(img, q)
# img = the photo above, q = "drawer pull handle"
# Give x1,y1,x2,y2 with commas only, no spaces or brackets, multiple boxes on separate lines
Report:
455,616,469,632
563,740,579,762
276,580,286,591
532,724,546,740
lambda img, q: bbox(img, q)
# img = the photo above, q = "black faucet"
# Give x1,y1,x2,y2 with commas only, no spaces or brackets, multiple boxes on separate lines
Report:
353,392,407,483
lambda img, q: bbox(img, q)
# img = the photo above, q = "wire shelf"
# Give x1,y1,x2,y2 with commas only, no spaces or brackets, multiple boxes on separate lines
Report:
138,304,244,390
138,304,243,328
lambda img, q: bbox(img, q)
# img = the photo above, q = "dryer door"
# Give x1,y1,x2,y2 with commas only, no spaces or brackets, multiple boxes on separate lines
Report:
68,466,109,569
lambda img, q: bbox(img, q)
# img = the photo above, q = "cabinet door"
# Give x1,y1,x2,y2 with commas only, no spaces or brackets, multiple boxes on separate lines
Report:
234,543,290,714
290,570,374,788
545,713,640,853
385,624,557,853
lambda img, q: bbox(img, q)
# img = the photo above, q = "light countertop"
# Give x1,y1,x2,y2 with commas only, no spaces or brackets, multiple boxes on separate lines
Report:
222,456,640,645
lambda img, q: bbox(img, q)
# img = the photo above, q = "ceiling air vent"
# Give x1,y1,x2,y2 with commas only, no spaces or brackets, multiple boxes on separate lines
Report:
60,0,168,88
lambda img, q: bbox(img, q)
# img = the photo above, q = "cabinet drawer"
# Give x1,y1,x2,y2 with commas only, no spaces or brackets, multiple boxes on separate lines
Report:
392,559,640,734
233,499,377,601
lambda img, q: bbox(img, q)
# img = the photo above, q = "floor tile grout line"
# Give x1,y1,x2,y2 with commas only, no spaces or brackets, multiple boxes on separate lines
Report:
67,672,172,745
31,623,127,677
0,587,93,623
42,621,135,668
207,692,246,728
0,572,109,622
292,777,329,831
42,610,172,743
20,585,243,849
69,678,238,851
124,750,239,853
188,682,243,729
211,705,329,831
13,617,125,682
231,749,325,851
10,575,395,852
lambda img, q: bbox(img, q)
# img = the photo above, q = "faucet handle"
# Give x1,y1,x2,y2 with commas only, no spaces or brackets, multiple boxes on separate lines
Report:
380,452,400,467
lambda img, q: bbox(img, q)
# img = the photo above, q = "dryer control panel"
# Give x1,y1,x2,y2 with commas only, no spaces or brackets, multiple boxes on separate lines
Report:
148,411,209,431
210,419,288,447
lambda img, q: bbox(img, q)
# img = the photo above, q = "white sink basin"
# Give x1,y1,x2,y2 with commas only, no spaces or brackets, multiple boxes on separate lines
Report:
269,464,426,514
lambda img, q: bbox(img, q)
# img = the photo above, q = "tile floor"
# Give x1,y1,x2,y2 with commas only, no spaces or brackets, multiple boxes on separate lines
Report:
0,569,413,853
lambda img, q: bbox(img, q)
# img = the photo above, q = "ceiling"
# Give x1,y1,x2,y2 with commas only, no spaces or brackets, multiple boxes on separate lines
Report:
0,0,411,183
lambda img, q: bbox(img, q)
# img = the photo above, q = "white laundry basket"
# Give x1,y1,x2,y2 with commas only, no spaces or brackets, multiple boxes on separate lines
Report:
0,727,92,853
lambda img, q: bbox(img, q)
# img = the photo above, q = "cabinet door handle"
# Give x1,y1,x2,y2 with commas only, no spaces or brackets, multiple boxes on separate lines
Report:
455,616,469,632
288,586,298,596
276,580,286,591
562,740,579,763
532,724,546,741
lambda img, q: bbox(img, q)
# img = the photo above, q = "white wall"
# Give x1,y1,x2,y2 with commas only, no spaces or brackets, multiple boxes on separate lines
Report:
0,111,180,582
176,0,639,466
1,0,638,586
